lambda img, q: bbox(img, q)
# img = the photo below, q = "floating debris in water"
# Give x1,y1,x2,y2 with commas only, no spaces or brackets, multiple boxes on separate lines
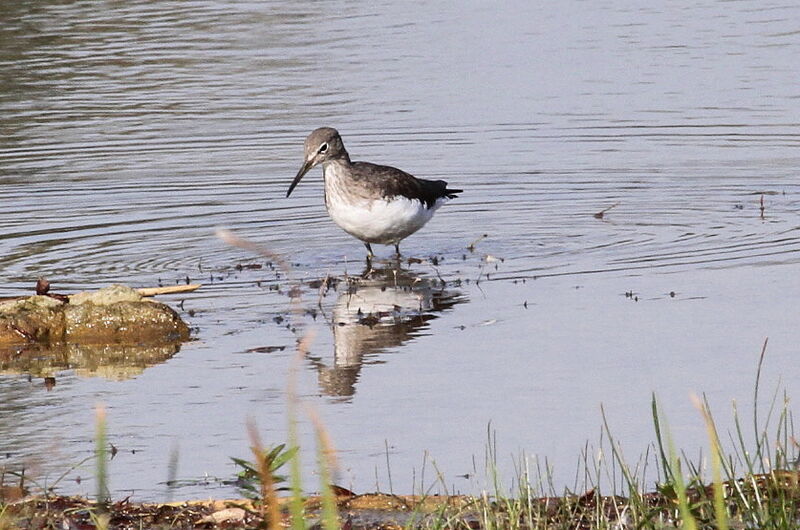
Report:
234,263,263,271
624,291,640,302
593,202,619,219
358,313,381,327
244,346,286,354
467,233,488,252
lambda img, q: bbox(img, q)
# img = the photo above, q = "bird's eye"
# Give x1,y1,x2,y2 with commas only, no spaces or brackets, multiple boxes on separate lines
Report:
319,143,329,154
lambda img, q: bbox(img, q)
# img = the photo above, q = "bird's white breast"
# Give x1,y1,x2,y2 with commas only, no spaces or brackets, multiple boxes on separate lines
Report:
323,164,443,245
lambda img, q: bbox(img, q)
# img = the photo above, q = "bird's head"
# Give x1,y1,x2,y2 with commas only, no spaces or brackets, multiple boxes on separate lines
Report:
287,127,347,197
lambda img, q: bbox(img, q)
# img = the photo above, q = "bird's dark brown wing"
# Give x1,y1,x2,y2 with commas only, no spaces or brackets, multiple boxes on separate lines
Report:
349,161,462,209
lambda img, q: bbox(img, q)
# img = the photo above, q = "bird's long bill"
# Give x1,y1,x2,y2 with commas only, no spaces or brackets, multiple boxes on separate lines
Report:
287,160,313,197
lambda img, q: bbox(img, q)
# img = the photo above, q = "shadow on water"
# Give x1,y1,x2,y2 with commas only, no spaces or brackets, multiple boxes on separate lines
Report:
305,262,466,401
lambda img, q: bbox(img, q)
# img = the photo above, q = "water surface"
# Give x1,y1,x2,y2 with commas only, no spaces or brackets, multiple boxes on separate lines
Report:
1,0,799,500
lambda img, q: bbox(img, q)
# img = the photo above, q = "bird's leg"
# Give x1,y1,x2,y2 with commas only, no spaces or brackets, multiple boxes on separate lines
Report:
393,243,401,258
363,242,376,274
361,263,375,278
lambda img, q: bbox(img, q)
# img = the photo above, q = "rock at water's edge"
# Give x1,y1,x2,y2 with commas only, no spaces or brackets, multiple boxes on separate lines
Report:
0,285,190,346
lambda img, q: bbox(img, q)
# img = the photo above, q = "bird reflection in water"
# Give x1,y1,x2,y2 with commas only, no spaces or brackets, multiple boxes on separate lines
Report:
305,263,464,401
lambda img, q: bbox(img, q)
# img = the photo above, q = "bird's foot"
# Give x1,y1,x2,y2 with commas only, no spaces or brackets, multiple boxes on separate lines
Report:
361,264,376,278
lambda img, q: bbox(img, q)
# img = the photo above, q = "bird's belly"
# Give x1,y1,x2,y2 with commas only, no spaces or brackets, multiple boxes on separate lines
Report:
326,196,438,244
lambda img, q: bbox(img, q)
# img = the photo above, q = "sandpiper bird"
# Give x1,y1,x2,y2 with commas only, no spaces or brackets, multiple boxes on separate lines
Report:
287,127,462,259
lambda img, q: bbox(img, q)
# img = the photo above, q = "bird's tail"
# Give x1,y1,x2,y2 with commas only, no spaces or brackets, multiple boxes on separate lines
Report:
444,187,463,199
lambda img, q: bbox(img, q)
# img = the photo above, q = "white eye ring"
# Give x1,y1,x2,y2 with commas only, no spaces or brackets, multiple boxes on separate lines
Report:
319,143,329,154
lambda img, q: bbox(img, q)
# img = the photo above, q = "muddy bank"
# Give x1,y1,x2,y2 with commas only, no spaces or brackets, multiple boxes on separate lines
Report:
0,493,475,530
5,473,799,530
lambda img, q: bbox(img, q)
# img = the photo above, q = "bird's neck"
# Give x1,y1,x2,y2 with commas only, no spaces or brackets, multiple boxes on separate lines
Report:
322,153,352,181
333,149,351,165
322,156,357,210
